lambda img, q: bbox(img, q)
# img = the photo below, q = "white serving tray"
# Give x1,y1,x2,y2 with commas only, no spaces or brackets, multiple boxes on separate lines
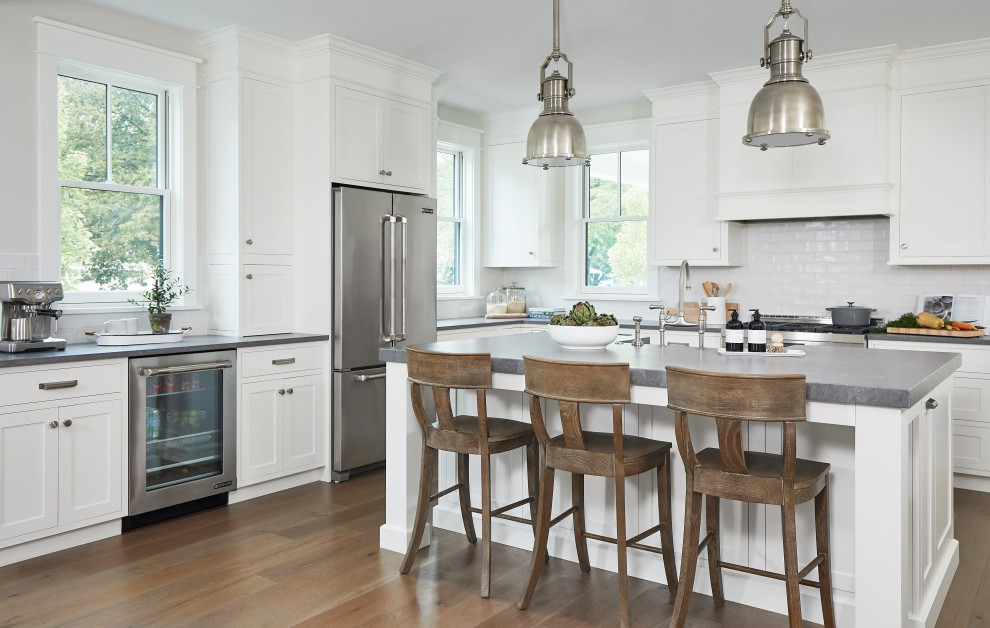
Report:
86,328,190,346
717,348,805,357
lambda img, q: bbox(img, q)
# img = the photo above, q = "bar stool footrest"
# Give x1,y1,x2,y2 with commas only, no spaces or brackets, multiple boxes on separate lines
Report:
718,560,823,589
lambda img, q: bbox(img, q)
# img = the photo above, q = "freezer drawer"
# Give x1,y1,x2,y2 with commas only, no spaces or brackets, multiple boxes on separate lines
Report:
332,367,386,481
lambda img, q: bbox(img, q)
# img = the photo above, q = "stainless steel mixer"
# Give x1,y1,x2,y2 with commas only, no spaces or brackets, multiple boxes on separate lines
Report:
0,281,66,352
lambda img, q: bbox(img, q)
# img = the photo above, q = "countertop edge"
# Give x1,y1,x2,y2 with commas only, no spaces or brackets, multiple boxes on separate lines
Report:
868,332,990,346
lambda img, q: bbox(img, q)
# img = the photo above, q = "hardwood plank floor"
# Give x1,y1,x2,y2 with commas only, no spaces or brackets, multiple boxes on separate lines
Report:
1,470,986,626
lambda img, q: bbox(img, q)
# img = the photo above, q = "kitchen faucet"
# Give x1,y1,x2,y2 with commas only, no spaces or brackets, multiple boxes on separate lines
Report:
669,259,693,327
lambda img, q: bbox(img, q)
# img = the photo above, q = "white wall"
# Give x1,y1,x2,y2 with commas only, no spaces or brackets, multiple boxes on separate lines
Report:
0,1,206,341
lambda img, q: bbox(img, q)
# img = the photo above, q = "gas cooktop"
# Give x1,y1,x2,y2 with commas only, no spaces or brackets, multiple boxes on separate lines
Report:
758,314,881,346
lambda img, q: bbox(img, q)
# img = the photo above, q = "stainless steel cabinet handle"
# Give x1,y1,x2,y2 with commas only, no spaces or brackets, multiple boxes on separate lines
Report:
138,360,232,377
286,388,294,394
245,274,253,280
926,398,938,410
272,358,296,365
49,421,58,429
278,389,286,395
382,215,399,342
379,169,386,175
62,419,72,427
245,239,253,245
528,251,535,256
398,215,407,341
385,170,392,176
354,373,386,382
39,380,78,390
901,243,908,249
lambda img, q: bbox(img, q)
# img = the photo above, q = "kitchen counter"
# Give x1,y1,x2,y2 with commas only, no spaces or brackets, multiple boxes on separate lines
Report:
868,331,990,346
439,316,721,332
383,333,959,409
0,333,330,368
380,334,959,626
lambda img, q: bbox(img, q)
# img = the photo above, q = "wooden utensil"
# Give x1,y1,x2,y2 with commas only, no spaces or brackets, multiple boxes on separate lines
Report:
703,281,713,297
723,283,732,297
712,282,720,297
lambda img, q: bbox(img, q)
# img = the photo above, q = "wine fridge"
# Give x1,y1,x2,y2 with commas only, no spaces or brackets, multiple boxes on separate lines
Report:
127,351,237,520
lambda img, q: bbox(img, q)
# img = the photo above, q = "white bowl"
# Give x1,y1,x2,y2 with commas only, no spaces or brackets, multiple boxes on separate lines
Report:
545,324,620,350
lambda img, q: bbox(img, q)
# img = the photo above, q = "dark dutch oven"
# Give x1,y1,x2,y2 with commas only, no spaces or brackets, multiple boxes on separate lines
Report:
826,302,876,327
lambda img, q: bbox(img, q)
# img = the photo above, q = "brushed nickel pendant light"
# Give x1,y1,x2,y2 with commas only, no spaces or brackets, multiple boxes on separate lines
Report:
523,0,590,169
743,0,829,150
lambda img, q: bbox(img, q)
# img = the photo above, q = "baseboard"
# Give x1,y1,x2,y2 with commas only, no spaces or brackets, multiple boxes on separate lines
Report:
379,522,431,555
228,468,324,504
909,539,960,628
0,521,121,568
954,472,990,493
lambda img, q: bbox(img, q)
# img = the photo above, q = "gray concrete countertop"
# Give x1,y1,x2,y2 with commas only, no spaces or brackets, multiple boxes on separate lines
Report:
868,332,990,347
438,316,722,332
0,333,329,369
382,333,960,409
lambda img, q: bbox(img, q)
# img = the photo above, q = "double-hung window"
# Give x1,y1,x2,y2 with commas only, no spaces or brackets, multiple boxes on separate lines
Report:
58,70,168,293
436,147,464,292
581,149,650,292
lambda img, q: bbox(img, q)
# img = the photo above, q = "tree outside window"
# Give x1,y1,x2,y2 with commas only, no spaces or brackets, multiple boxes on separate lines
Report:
58,73,167,292
583,149,649,289
436,149,462,290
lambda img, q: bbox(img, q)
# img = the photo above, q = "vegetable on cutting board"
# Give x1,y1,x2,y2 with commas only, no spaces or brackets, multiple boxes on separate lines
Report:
916,312,945,329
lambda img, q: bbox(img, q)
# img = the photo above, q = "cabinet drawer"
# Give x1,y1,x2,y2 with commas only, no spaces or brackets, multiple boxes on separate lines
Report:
952,376,990,424
0,362,122,407
954,422,990,474
871,340,989,374
239,343,324,378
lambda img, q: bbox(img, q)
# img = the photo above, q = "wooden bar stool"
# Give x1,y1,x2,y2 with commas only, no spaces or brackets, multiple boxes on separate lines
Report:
518,356,679,628
665,366,836,628
400,347,540,598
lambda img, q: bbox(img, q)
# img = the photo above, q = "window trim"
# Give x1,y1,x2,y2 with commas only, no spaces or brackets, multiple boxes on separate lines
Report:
436,146,464,295
36,18,201,311
435,137,477,298
568,140,656,298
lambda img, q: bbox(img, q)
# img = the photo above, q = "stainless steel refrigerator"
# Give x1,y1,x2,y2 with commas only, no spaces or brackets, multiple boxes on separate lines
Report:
332,185,437,481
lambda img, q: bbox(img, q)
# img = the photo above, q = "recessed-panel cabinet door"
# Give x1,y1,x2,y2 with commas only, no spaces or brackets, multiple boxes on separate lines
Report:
283,374,322,471
58,401,122,526
242,264,293,336
383,99,429,191
242,78,293,255
484,141,542,267
240,381,283,482
334,86,384,186
0,410,58,541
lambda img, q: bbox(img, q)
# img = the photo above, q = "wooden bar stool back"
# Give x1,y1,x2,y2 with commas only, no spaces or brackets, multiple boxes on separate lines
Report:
518,356,679,628
400,347,539,598
665,366,835,628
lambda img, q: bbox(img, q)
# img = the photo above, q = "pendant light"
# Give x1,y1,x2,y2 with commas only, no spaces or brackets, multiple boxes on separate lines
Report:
743,0,829,150
523,0,590,169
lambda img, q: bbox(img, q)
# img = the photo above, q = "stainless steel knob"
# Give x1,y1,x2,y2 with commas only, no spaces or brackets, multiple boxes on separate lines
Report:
901,243,908,249
713,247,719,253
286,388,294,395
278,389,286,395
528,251,535,256
379,169,386,175
385,170,392,176
926,398,938,410
246,239,253,245
62,419,72,427
49,421,58,429
246,274,253,280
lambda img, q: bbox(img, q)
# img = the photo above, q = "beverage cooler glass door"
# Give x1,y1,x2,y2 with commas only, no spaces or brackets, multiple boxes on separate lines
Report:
128,351,237,516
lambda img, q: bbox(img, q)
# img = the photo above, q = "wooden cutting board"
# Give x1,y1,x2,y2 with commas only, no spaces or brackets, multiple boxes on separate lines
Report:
886,327,985,337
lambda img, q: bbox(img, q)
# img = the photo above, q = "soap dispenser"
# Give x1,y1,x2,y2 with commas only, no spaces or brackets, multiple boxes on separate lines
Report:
748,309,767,353
725,309,744,352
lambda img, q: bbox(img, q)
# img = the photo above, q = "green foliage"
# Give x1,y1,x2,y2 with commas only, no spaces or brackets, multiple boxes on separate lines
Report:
884,312,922,329
127,260,188,314
550,302,618,327
436,151,458,287
58,75,162,292
585,164,647,288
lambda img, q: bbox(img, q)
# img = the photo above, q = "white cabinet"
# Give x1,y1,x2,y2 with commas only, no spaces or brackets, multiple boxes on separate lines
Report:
206,73,294,336
333,85,430,193
870,339,990,480
650,118,744,266
483,141,562,267
0,363,126,549
891,85,990,264
238,343,326,486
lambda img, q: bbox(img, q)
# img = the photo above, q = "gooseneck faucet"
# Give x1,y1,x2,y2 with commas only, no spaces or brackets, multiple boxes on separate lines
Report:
670,259,693,327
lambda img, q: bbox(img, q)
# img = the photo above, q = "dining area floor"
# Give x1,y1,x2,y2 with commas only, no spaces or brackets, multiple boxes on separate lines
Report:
0,468,987,626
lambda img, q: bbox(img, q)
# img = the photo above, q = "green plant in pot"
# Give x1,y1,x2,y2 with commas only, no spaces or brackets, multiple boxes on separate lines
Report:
128,261,189,333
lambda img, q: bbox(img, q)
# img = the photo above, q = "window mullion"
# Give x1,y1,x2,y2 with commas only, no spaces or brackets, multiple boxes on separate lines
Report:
105,82,113,184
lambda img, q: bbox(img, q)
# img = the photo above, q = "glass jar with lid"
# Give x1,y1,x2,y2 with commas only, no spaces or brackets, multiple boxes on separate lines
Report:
486,287,507,315
505,281,526,314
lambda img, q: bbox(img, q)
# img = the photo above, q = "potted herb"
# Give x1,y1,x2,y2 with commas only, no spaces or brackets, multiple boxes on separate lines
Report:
128,261,189,333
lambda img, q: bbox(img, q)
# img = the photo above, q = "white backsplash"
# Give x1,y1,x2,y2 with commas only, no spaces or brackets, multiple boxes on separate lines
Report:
480,217,990,323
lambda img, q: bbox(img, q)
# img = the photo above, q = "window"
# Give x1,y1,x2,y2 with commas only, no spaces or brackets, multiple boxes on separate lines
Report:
436,148,463,292
582,149,649,291
58,71,167,292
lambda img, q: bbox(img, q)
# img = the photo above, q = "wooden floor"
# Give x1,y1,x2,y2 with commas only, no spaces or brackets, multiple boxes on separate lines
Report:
1,470,986,627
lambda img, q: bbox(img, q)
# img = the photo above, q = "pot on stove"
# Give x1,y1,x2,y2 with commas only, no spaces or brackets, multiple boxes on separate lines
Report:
826,302,876,327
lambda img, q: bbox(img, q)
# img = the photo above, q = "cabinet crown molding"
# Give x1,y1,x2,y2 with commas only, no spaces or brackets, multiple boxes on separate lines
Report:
644,81,718,122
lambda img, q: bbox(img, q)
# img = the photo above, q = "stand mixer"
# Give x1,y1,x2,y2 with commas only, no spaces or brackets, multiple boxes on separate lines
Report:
0,281,66,352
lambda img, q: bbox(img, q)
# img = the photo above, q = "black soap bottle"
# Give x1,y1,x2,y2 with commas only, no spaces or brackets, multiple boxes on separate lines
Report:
725,309,744,352
748,309,767,353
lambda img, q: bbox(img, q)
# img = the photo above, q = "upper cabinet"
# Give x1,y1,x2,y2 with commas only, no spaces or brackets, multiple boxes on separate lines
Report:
646,84,745,266
709,47,896,221
333,85,431,193
483,140,562,267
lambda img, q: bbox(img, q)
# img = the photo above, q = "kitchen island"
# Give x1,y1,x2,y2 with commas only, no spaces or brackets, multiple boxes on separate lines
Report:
380,335,961,627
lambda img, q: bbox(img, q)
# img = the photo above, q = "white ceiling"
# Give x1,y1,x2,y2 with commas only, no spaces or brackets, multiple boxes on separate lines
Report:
76,0,990,115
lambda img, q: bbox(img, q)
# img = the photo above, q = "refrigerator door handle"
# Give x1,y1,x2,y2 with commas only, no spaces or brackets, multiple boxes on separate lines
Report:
382,215,400,342
397,215,408,341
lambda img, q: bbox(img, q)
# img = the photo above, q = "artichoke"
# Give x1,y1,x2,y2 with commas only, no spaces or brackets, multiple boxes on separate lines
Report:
570,301,597,325
549,314,566,325
595,313,618,326
549,302,618,326
558,316,579,326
